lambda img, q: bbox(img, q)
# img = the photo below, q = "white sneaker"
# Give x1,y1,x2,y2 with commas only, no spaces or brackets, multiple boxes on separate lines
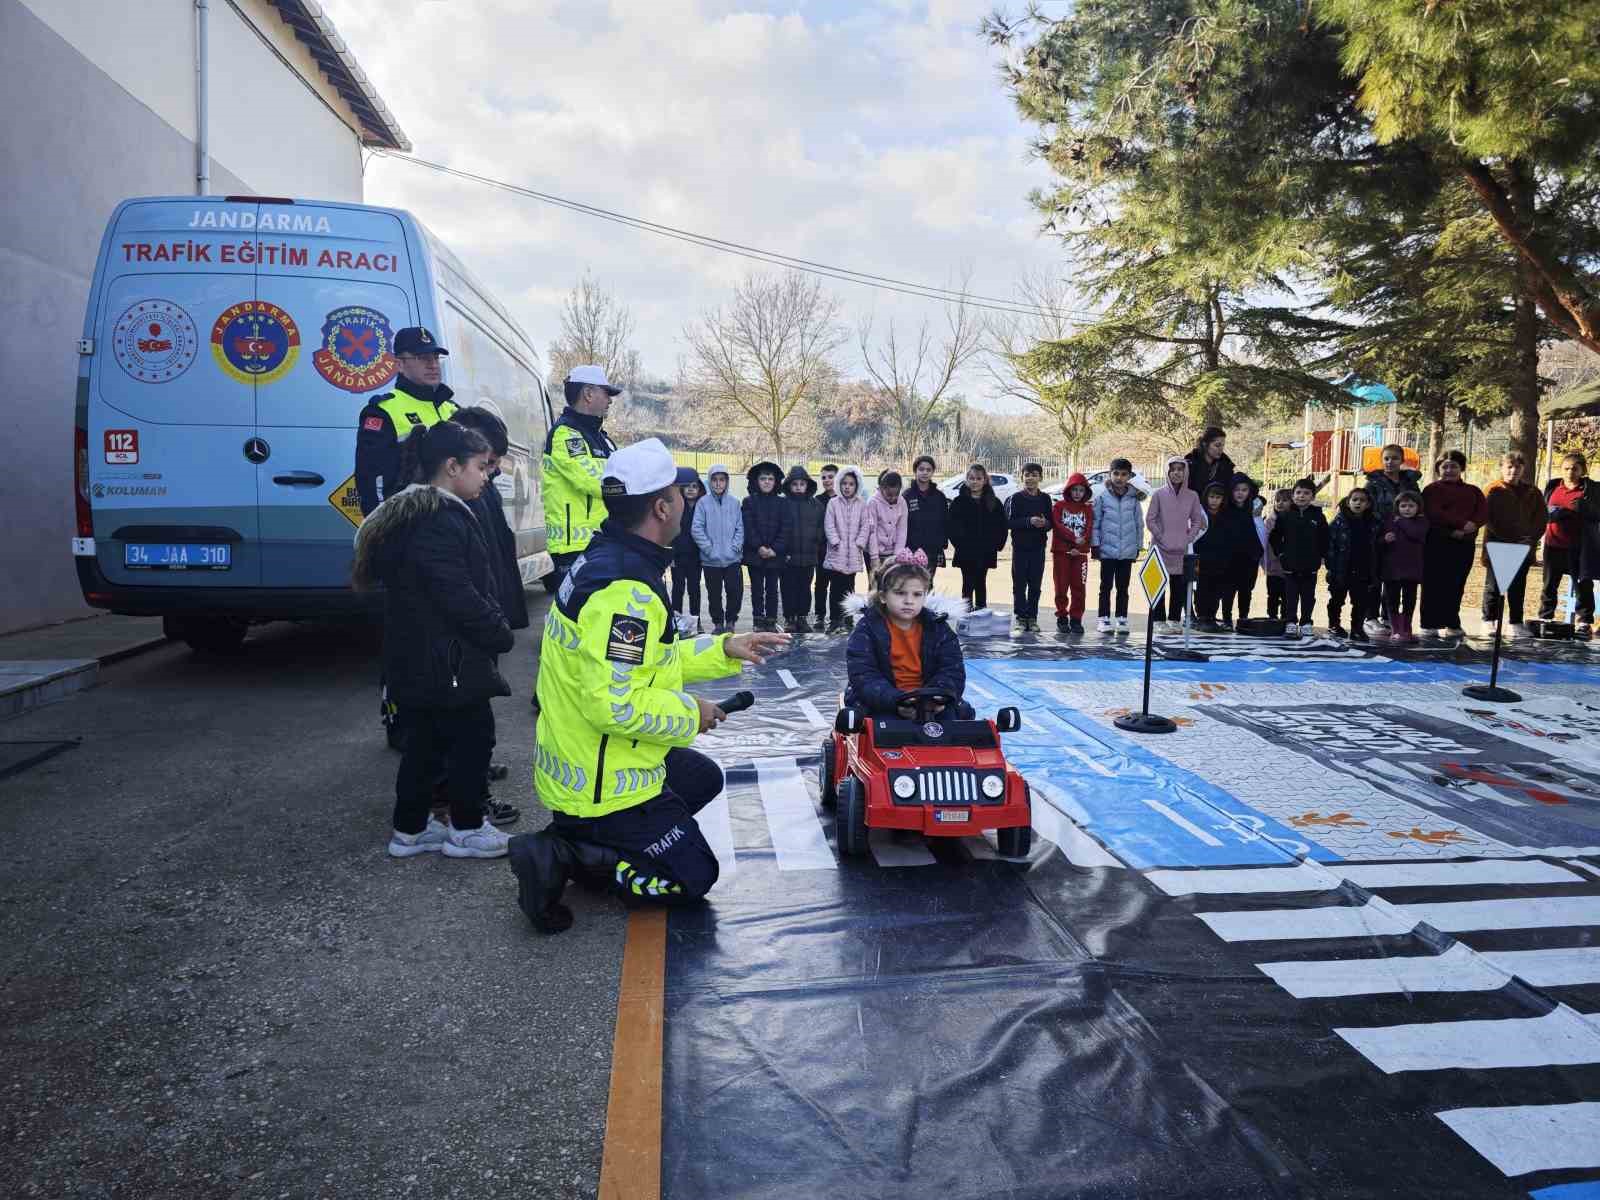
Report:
1115,616,1130,633
1096,616,1112,633
1363,619,1385,637
388,816,449,858
443,818,511,859
1283,623,1299,637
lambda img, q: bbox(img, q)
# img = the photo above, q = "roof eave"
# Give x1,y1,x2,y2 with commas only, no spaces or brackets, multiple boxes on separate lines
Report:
264,0,411,152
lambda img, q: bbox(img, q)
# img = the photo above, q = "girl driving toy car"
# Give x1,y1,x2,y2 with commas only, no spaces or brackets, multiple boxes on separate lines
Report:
843,548,974,720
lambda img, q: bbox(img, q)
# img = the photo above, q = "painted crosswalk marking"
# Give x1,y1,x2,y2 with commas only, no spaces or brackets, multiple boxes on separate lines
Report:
776,668,800,690
796,699,827,729
1335,1006,1600,1074
753,756,836,871
1149,858,1580,897
1435,1102,1600,1177
698,789,737,879
1259,944,1600,999
1200,893,1600,942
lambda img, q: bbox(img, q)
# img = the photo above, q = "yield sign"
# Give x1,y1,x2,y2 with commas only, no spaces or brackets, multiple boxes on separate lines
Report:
1137,546,1170,606
1484,541,1531,592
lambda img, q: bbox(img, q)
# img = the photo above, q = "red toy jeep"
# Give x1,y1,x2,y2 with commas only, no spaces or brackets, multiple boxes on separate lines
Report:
819,687,1033,858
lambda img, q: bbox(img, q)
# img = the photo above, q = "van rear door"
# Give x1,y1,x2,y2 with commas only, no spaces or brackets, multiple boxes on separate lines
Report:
253,203,416,587
90,199,262,588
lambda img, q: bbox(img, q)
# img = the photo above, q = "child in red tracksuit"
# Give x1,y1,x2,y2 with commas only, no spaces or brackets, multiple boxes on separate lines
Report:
1051,474,1094,634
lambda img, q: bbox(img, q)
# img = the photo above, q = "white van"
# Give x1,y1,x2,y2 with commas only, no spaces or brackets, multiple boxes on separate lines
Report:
72,196,553,651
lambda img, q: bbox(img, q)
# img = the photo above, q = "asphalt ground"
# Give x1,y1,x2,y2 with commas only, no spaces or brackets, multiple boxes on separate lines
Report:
0,593,628,1200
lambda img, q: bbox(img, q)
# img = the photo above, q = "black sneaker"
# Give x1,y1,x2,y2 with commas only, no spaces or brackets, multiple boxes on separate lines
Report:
795,617,812,634
1056,614,1072,630
1330,624,1349,639
1070,617,1084,634
485,797,521,827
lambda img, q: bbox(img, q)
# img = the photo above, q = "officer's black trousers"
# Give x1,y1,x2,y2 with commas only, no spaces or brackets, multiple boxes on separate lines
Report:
551,747,725,902
393,701,492,834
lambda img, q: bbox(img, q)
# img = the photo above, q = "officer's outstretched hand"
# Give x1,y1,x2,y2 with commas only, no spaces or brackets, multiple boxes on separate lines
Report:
724,631,791,666
697,697,727,733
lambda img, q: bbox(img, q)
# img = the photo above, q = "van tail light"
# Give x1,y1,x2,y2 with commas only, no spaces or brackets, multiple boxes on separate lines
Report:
75,423,92,537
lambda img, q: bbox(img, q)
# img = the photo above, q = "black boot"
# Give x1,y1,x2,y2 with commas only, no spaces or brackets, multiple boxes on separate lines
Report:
507,831,576,934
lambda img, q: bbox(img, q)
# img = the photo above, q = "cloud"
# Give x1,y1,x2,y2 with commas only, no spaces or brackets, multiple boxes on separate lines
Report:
318,0,1055,408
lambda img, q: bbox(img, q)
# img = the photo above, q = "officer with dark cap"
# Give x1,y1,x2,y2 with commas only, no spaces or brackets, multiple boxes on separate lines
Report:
354,326,460,516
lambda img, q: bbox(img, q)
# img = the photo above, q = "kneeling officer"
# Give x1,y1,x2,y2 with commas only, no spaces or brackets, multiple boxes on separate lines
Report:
510,439,788,932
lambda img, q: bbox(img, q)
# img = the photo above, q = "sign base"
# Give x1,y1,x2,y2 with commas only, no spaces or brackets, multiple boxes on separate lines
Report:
1461,684,1522,703
1114,713,1178,734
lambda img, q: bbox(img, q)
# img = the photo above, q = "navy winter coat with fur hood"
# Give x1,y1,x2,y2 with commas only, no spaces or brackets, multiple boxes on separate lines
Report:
843,594,967,715
780,464,826,567
353,484,513,708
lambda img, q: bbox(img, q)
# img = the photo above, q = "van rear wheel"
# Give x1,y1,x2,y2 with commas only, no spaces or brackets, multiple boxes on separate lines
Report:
166,615,248,655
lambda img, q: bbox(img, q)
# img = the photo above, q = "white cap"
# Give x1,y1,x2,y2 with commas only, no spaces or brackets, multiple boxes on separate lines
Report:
566,364,623,395
601,438,699,498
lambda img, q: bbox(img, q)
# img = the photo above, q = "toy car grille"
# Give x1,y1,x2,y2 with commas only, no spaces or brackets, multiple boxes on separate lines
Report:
921,769,977,805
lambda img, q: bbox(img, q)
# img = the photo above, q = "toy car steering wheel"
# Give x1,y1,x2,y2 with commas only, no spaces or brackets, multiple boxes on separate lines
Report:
893,687,962,723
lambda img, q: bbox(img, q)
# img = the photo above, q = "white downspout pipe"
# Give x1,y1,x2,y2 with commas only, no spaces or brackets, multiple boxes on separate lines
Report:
195,0,210,195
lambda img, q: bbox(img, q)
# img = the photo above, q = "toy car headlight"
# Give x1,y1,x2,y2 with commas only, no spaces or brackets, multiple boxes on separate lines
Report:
892,774,917,799
981,774,1006,799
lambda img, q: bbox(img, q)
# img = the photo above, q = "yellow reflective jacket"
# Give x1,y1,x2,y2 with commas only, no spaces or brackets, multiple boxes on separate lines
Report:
535,525,738,816
542,406,618,556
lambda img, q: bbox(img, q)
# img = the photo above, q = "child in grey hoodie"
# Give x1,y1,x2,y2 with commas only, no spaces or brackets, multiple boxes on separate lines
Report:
691,464,745,633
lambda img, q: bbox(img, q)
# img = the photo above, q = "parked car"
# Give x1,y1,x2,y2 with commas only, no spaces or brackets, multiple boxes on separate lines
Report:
1040,468,1155,501
938,471,1017,503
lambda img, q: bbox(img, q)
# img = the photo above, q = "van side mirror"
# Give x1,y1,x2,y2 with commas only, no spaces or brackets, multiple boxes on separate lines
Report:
835,707,863,734
996,707,1021,733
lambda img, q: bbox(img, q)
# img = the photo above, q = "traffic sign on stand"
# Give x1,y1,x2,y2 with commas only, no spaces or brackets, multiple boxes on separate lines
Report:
1117,548,1178,734
1464,542,1531,703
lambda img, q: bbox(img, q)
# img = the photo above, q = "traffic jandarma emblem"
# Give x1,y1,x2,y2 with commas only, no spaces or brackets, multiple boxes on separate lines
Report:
313,306,397,393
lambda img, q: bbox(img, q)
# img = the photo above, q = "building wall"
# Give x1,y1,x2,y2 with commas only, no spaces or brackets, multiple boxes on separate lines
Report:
0,0,369,632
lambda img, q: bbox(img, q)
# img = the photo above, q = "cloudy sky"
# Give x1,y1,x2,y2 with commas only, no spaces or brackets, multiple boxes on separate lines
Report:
318,0,1061,409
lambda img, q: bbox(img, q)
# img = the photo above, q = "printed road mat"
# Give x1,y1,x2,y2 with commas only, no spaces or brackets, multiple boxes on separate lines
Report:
668,630,1600,1199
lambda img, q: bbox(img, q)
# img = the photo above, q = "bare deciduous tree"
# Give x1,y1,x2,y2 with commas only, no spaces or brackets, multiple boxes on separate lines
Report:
547,273,642,394
857,276,985,460
986,268,1104,472
681,272,845,458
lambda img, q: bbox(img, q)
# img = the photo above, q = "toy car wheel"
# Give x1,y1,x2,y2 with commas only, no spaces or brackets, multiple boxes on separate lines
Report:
818,736,838,807
996,823,1032,858
836,777,869,858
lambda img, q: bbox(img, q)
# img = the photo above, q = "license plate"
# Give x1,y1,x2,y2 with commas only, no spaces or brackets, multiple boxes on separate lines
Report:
124,543,231,571
933,808,970,824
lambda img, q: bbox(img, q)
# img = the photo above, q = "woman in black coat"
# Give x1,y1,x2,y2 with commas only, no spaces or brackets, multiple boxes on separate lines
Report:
353,422,514,860
1185,426,1237,498
946,464,1008,610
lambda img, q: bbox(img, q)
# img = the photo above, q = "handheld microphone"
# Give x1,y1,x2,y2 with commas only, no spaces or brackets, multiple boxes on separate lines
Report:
716,690,756,715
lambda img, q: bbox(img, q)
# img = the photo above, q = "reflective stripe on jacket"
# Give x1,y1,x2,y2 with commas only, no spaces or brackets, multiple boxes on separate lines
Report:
542,407,618,555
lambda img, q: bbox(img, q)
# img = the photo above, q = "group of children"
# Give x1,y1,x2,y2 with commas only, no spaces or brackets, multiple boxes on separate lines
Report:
665,438,1599,646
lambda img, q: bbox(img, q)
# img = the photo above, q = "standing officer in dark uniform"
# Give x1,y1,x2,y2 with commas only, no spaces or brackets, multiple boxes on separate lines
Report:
354,326,459,516
542,364,622,587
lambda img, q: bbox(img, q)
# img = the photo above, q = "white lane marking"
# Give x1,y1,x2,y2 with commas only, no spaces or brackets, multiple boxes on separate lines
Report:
868,829,938,867
1148,858,1580,897
754,756,836,871
1436,1102,1600,1177
777,668,800,690
1200,894,1600,943
1406,895,1600,932
1335,1005,1600,1074
1025,782,1123,868
1140,798,1224,846
698,789,737,879
796,698,827,729
1199,898,1414,943
1257,943,1509,999
1479,947,1600,988
966,680,997,701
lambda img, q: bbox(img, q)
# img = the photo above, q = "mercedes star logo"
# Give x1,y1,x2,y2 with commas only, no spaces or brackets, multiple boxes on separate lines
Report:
243,437,270,464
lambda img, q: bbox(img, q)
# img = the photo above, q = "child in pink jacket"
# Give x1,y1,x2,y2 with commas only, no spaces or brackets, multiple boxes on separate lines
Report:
1145,455,1207,630
862,469,908,577
821,465,869,632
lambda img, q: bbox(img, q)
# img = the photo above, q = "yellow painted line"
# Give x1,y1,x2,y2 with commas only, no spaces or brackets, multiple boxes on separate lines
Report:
598,908,666,1200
